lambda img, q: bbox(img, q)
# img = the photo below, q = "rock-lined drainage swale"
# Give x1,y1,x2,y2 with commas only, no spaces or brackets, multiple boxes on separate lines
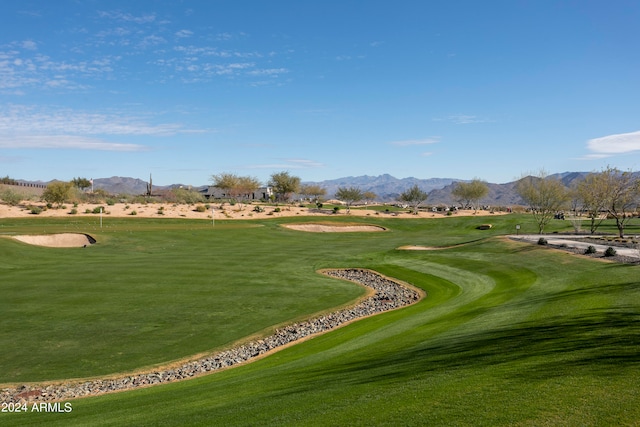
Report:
1,268,421,404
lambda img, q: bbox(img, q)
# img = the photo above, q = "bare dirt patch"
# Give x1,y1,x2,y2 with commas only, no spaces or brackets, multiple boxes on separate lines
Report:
12,233,96,248
283,223,386,233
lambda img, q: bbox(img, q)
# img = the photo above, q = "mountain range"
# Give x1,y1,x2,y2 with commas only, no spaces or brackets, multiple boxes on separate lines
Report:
78,172,591,207
12,172,595,207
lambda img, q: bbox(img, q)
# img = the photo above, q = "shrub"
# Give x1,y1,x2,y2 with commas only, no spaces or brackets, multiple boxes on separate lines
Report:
274,207,281,213
333,207,339,213
584,245,597,254
253,206,264,213
195,205,207,212
537,237,548,246
69,208,78,215
604,247,617,257
1,189,23,206
30,206,42,215
130,210,137,216
92,206,104,214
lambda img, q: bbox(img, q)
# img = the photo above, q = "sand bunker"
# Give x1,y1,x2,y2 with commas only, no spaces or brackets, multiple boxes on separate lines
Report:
397,245,459,250
283,223,386,232
13,233,96,248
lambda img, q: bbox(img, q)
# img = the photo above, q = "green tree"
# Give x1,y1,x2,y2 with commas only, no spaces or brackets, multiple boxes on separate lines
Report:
169,188,206,204
1,188,23,206
516,171,568,234
236,176,262,209
42,181,73,207
0,176,17,185
211,173,240,201
299,184,327,205
71,177,92,191
335,187,364,213
363,191,377,205
268,171,301,203
398,184,429,214
451,179,489,212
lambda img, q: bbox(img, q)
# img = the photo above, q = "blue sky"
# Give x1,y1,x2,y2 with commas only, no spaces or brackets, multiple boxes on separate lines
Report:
1,1,639,186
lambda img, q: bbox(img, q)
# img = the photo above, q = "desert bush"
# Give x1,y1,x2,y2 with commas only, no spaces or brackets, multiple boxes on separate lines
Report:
69,208,78,215
253,206,264,213
1,189,23,206
130,210,137,216
30,206,42,215
92,206,104,214
605,247,617,257
585,245,597,254
166,188,205,204
195,205,207,212
537,237,548,245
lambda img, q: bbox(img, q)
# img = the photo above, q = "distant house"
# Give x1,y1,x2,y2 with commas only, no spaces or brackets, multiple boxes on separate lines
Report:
200,186,273,201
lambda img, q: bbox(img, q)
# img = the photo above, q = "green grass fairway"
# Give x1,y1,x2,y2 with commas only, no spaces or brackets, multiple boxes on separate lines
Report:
1,214,639,425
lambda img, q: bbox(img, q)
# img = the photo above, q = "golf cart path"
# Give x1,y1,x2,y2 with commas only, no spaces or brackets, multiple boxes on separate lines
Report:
509,234,640,259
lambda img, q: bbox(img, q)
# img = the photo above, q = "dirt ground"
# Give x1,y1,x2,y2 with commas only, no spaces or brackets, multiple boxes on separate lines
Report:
0,202,507,221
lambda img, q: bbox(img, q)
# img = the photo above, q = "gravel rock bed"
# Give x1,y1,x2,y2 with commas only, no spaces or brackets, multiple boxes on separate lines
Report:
1,269,421,404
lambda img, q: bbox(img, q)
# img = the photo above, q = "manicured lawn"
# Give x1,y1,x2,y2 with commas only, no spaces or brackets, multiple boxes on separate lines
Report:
1,214,639,425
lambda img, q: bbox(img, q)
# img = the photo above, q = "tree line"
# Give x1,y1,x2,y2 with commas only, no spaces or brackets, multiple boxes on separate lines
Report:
5,167,639,238
516,166,640,237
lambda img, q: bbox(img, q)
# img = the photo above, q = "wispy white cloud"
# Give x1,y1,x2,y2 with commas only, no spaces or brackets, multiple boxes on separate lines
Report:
244,158,324,170
575,153,613,160
175,30,193,38
0,135,148,151
0,47,119,92
97,10,157,24
20,40,38,50
2,10,290,94
286,158,324,168
138,35,166,49
587,130,640,155
433,114,490,124
390,137,440,147
246,68,288,76
0,105,205,137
